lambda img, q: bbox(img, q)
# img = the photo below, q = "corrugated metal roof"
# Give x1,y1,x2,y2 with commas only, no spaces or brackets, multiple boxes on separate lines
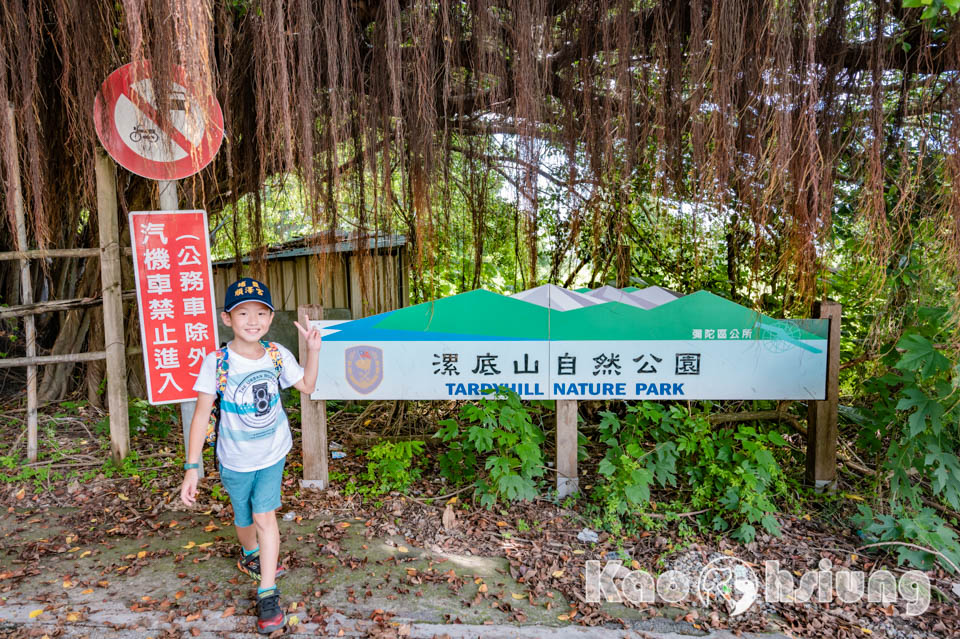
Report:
212,231,407,266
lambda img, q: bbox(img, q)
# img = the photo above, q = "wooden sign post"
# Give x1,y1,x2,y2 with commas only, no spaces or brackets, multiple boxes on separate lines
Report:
556,399,578,498
806,301,841,492
298,304,327,489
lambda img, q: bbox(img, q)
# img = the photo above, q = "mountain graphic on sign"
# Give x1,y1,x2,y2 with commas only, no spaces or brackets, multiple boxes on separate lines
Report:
321,287,825,345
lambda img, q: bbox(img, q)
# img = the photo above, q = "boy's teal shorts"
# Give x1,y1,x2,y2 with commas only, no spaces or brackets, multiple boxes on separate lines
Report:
218,457,285,527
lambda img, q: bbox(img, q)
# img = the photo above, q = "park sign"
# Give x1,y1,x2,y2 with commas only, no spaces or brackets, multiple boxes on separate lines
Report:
310,284,829,401
93,61,224,180
130,210,219,404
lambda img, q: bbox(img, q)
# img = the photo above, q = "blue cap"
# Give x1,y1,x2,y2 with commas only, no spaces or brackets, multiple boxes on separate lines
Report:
224,278,274,312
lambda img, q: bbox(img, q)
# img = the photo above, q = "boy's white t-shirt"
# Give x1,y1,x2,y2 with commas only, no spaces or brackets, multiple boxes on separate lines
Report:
194,342,305,472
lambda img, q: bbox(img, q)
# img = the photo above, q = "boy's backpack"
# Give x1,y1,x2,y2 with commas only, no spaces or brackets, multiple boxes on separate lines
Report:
205,340,284,454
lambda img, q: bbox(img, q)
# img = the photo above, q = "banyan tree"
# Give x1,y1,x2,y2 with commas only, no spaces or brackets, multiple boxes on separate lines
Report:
1,0,959,400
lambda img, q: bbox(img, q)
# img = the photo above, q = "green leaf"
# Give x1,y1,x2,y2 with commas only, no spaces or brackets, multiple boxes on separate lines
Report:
466,425,494,452
895,333,951,377
896,387,945,436
624,468,652,504
901,0,929,7
767,431,789,446
597,457,617,477
497,474,535,501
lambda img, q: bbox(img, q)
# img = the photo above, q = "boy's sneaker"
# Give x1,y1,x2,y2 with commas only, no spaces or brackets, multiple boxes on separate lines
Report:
237,548,286,582
256,587,285,634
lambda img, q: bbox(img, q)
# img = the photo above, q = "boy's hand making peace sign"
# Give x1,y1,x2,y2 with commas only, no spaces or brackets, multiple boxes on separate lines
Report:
293,313,323,352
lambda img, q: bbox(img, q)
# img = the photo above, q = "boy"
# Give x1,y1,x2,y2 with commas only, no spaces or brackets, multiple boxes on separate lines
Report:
180,278,321,634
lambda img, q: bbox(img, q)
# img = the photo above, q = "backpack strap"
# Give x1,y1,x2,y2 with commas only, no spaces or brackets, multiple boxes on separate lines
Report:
260,340,284,378
215,346,229,396
206,344,229,449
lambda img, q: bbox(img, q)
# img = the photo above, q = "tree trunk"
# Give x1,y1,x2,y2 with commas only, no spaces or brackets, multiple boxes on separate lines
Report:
38,257,98,401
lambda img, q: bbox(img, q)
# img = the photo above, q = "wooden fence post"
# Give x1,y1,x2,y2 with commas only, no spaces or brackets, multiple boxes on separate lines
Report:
95,149,130,462
298,304,327,489
556,399,578,498
806,301,841,491
6,103,38,461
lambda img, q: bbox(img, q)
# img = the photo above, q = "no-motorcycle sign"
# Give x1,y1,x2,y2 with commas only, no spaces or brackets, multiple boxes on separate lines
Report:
93,61,223,180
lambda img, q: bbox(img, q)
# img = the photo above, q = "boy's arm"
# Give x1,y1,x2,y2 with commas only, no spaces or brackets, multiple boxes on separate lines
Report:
292,312,322,394
180,391,215,506
293,347,319,394
185,391,216,465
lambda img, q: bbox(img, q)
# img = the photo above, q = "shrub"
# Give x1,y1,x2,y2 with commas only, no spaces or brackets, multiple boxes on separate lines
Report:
435,388,548,508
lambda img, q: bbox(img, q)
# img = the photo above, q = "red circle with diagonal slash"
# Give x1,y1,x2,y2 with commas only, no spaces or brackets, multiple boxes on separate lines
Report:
93,61,224,180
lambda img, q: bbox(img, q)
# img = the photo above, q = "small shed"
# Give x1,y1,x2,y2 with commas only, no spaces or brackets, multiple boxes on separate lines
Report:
211,230,409,352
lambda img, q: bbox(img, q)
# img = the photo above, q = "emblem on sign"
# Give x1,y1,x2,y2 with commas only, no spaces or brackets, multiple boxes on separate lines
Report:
345,346,383,394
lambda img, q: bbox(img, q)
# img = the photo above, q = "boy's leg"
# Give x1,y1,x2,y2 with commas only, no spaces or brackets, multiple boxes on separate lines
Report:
219,464,268,579
236,524,258,553
249,456,286,587
252,510,280,588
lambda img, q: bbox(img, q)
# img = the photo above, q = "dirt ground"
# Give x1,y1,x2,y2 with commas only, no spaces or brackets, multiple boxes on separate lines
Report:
0,399,957,638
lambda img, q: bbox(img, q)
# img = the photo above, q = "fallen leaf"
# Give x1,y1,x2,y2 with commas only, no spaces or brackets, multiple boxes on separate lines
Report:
447,496,458,505
117,494,128,501
197,542,213,549
572,550,585,555
66,612,80,622
288,615,300,626
511,592,525,600
79,550,91,559
185,612,201,622
557,614,569,621
442,505,457,531
29,609,42,619
137,551,147,559
221,606,235,618
552,570,564,578
496,521,508,527
397,545,409,553
182,541,196,549
81,589,93,594
174,591,185,599
337,522,351,529
478,584,488,593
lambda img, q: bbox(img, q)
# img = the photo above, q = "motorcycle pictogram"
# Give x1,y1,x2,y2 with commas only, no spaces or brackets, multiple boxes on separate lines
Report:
129,124,159,144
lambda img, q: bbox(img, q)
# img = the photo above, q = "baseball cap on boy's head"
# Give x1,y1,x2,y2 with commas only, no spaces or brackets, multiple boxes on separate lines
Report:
224,278,274,312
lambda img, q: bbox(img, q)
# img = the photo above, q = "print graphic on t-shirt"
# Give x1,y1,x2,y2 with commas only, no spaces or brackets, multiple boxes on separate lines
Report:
234,370,279,429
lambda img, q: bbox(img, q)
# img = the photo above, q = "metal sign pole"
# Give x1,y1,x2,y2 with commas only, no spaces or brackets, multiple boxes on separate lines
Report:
158,179,202,478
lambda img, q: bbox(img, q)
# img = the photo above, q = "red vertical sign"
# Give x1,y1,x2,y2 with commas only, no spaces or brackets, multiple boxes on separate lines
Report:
130,210,219,404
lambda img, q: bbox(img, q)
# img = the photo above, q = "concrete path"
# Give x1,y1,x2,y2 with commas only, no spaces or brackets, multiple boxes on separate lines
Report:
0,602,789,638
0,507,790,638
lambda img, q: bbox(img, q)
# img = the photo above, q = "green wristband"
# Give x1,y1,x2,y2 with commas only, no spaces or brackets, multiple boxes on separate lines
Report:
183,462,200,470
